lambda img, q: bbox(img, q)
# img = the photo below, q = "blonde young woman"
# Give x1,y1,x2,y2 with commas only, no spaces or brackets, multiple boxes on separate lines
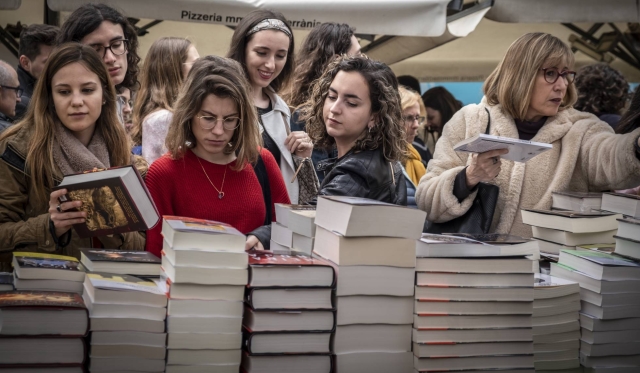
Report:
417,33,640,237
144,56,290,255
131,37,199,164
399,86,427,208
0,43,145,272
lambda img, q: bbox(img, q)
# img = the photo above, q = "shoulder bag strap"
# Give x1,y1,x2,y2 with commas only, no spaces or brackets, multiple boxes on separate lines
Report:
485,107,491,135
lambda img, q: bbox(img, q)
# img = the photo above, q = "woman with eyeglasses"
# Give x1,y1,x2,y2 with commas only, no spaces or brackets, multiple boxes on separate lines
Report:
399,86,427,208
144,56,290,255
130,37,199,164
417,32,640,238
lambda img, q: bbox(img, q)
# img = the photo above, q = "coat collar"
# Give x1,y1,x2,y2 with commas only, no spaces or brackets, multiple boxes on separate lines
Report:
263,86,290,116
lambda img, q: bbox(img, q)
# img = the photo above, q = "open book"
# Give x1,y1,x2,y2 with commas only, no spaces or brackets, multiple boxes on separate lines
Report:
454,134,552,162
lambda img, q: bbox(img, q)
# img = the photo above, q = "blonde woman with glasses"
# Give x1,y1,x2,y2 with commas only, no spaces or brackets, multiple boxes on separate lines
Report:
417,32,640,237
144,56,290,255
399,86,427,208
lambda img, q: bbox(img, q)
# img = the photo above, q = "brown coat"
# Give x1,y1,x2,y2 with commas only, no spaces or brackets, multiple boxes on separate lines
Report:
0,125,146,272
416,101,640,238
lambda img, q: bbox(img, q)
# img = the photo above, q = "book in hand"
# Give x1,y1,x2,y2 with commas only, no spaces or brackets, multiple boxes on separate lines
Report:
521,209,621,233
162,216,246,251
247,250,335,288
417,233,536,257
243,327,332,355
0,290,88,336
83,272,167,307
454,133,552,162
12,252,85,282
80,248,160,276
558,249,640,281
601,192,640,218
53,164,159,238
552,191,602,212
315,195,426,239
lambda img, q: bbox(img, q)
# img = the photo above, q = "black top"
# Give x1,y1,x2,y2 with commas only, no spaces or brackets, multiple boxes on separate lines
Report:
0,112,12,134
256,102,282,169
514,117,548,141
15,66,36,121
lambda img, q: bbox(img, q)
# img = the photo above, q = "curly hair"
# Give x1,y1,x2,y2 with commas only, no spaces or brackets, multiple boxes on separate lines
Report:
574,63,629,116
57,3,141,90
300,55,407,163
283,23,355,108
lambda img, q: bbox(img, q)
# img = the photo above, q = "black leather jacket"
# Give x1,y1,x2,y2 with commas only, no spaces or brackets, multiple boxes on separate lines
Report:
316,147,407,206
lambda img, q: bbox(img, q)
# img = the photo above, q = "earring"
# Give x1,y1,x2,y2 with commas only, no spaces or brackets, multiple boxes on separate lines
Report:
102,100,106,105
368,126,373,133
227,142,233,148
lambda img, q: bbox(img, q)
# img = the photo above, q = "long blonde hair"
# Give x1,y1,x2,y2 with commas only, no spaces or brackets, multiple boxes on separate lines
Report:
0,43,131,204
483,32,577,120
130,37,192,145
165,56,262,171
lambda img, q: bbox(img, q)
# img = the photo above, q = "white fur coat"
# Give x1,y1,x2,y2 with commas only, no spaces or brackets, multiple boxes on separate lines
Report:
416,101,640,238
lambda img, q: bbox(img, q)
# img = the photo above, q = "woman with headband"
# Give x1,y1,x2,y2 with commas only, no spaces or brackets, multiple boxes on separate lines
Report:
228,10,314,204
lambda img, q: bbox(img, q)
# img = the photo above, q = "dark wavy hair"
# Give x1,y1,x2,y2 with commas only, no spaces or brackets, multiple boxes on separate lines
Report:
57,3,140,90
300,55,406,163
421,86,462,132
226,9,294,93
19,24,59,61
616,86,640,134
574,63,628,116
283,22,355,107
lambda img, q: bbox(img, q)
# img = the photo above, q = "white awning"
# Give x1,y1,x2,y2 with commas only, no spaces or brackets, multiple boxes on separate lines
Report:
47,0,450,37
365,2,491,66
486,0,640,23
0,0,21,10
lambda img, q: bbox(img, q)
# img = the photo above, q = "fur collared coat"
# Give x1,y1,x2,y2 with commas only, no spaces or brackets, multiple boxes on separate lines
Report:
416,101,640,238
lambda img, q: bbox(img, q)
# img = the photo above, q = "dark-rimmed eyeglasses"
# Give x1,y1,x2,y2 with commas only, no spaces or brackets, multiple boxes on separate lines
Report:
0,85,23,98
90,39,129,59
197,115,241,131
403,115,426,125
541,67,576,84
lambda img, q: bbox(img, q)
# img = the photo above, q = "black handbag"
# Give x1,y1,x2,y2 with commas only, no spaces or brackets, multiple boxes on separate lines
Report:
424,108,499,234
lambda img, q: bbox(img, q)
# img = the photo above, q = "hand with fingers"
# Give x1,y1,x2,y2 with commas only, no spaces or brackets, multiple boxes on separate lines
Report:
48,189,86,238
245,235,265,251
465,148,509,189
285,131,313,158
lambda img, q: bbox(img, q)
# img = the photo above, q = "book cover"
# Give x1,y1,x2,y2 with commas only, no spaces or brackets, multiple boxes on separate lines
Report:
447,233,530,245
164,216,244,237
0,290,86,309
86,272,165,295
13,252,81,272
81,249,160,264
248,250,336,288
524,209,616,218
53,165,159,238
561,249,640,267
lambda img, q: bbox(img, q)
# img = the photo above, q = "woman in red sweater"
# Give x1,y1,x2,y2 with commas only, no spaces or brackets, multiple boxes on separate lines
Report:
145,56,290,256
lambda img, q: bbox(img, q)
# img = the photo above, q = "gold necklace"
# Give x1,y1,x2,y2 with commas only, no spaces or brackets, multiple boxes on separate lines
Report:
195,155,228,199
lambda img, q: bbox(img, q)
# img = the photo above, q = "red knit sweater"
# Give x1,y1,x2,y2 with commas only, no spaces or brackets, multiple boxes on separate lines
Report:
145,148,291,256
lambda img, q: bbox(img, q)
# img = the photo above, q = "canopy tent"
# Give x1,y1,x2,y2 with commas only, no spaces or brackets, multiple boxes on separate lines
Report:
486,0,640,23
0,0,21,10
47,0,450,37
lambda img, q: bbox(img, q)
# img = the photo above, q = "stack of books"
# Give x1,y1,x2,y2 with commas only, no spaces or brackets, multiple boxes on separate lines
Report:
601,192,640,219
241,250,336,372
12,252,86,293
522,209,620,261
80,249,161,278
313,196,426,373
551,250,640,371
413,234,535,372
272,204,317,255
161,216,247,373
552,191,603,212
82,272,167,372
614,217,640,260
533,273,581,372
0,290,88,370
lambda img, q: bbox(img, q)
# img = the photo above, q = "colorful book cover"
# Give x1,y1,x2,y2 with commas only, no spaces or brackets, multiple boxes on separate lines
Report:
81,249,160,264
561,249,640,267
164,216,244,236
13,252,80,271
0,290,85,308
248,250,333,268
86,272,165,295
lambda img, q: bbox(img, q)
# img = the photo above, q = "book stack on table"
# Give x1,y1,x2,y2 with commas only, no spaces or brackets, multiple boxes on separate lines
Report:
241,250,336,373
0,290,89,371
413,234,536,373
533,273,581,373
272,204,317,255
82,271,167,373
523,208,620,262
12,252,86,293
160,216,248,373
0,272,12,291
313,196,426,373
551,250,640,372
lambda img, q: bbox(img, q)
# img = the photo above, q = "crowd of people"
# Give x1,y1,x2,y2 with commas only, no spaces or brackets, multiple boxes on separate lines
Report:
0,3,639,268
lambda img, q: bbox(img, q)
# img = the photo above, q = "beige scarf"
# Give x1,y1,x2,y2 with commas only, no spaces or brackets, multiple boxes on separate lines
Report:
53,124,111,176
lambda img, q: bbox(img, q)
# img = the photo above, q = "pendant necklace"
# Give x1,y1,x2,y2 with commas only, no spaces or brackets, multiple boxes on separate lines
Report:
195,155,228,199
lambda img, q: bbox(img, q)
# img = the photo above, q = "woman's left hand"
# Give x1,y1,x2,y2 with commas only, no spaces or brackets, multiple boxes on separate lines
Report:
245,235,264,251
285,131,313,158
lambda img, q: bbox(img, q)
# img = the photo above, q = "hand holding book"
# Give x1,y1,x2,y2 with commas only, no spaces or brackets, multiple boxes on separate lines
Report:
465,148,509,189
48,188,87,238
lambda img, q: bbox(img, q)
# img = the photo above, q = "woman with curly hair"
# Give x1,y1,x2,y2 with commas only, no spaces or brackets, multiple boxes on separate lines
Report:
574,63,629,129
301,55,407,205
